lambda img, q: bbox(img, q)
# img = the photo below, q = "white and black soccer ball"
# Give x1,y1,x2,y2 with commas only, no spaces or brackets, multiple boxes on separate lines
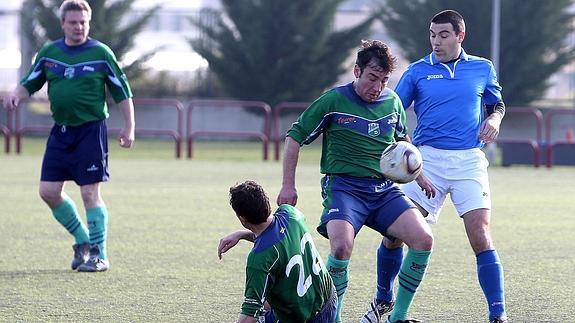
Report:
380,141,423,184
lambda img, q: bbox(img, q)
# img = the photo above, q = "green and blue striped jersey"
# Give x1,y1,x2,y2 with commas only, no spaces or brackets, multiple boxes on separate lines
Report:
21,38,132,126
287,82,409,178
242,204,333,322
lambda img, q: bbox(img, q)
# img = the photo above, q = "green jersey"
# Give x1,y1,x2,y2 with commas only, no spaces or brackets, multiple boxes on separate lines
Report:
242,204,333,322
21,38,132,126
287,82,408,178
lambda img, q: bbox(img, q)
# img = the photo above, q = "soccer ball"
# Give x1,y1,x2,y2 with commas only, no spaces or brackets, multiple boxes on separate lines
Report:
380,141,423,183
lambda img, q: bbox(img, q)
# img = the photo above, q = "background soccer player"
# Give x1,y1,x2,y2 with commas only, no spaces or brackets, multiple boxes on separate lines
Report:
218,180,337,323
2,0,135,272
277,40,433,323
374,10,508,323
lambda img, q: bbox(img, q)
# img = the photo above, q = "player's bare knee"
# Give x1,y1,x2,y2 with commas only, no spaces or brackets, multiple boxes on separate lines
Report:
421,232,434,251
39,187,61,207
330,240,353,260
410,232,433,251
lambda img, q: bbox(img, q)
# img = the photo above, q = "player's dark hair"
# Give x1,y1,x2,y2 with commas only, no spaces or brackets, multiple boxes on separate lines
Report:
431,10,465,35
60,0,92,21
229,181,271,225
356,39,396,75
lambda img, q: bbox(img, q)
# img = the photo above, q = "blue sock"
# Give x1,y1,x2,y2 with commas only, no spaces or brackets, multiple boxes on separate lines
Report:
477,250,506,320
87,206,109,260
376,242,403,303
51,197,89,244
326,254,349,323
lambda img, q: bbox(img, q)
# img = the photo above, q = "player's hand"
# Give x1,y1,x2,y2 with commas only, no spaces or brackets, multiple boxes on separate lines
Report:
415,173,435,199
217,233,242,260
277,186,298,206
2,93,20,110
479,113,502,143
118,128,135,148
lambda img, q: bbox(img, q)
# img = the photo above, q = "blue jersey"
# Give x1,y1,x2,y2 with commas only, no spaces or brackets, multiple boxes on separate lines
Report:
395,49,502,150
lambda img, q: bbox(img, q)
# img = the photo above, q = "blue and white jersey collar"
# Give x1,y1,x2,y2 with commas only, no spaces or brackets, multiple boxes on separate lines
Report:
428,48,470,65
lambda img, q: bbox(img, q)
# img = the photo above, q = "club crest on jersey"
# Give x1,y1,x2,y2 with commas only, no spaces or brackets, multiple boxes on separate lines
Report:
64,67,75,79
368,122,380,137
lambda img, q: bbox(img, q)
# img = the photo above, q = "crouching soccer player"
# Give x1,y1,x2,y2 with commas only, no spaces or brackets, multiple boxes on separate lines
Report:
218,181,337,323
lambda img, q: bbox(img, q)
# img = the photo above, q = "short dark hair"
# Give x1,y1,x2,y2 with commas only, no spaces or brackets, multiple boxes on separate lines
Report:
356,40,396,74
229,181,271,225
59,0,92,21
431,10,465,35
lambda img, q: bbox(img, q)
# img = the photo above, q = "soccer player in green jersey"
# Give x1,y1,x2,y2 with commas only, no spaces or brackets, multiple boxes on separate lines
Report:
277,40,434,323
2,0,135,272
218,181,337,323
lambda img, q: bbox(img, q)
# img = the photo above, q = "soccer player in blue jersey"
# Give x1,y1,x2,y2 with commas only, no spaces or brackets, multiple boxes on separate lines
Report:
218,181,337,323
2,0,135,272
277,40,434,323
367,10,508,323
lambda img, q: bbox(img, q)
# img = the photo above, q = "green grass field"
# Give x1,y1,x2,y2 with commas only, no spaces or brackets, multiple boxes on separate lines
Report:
1,139,574,322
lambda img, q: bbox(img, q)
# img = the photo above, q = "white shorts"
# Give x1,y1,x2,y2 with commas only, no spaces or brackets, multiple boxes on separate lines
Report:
400,145,491,224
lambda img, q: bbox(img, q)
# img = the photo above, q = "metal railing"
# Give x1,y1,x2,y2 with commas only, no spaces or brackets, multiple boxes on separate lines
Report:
186,99,272,160
496,107,543,167
272,102,309,161
545,108,575,168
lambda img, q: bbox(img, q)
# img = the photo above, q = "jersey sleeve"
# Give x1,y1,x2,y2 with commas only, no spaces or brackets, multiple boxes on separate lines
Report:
482,61,503,105
394,65,417,110
286,91,334,145
20,45,49,95
240,253,275,318
102,45,133,103
394,96,409,141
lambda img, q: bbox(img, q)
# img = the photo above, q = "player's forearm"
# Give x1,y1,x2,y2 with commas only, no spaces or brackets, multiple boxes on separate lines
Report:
3,85,30,110
282,136,301,187
486,101,506,119
235,229,256,243
118,98,135,130
12,85,30,100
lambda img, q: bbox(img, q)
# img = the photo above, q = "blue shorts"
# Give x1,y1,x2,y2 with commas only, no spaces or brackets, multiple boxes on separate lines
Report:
316,175,415,239
41,120,109,186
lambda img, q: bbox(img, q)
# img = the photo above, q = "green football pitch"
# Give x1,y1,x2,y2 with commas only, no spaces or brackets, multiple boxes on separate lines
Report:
1,139,574,322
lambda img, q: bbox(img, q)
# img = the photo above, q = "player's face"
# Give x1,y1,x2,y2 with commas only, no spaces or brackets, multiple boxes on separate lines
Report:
353,61,390,103
429,22,464,62
61,10,90,46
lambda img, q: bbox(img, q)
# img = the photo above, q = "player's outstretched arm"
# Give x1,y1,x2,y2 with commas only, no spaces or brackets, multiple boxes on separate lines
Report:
277,136,300,206
217,229,256,260
117,98,135,148
2,85,30,110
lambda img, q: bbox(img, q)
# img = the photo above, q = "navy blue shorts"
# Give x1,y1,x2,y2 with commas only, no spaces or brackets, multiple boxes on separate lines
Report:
41,120,109,186
316,175,415,239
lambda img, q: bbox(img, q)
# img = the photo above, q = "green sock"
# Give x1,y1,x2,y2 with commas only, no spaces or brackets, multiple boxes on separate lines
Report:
51,197,89,244
326,254,349,323
389,249,432,322
87,206,109,260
